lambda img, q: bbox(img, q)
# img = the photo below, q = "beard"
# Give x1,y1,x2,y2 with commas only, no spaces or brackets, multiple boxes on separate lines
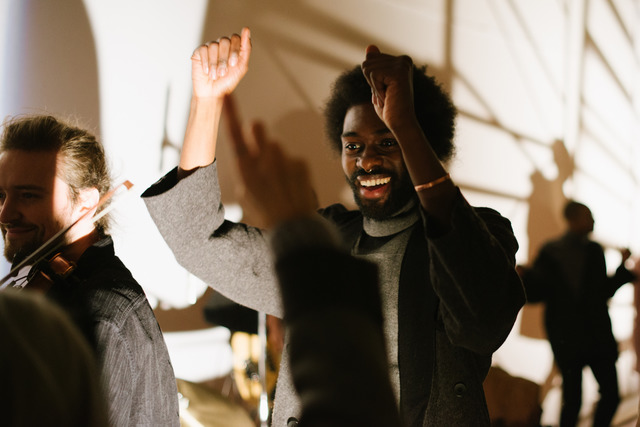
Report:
2,228,45,267
347,167,416,220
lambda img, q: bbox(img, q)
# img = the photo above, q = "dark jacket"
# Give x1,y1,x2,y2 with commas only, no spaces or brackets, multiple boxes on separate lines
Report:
47,237,180,427
522,232,635,365
320,200,525,426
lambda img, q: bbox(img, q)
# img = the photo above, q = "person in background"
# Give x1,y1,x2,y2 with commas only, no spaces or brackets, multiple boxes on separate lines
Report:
143,27,525,426
0,288,108,427
0,115,179,426
518,200,635,426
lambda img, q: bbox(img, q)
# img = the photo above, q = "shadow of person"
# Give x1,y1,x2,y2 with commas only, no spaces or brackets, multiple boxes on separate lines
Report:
525,139,574,266
519,138,574,403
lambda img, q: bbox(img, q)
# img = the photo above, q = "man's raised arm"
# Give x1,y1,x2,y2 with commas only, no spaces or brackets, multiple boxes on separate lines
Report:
178,27,251,179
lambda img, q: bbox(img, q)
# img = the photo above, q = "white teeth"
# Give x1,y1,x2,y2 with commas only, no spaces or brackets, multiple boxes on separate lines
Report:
360,177,391,187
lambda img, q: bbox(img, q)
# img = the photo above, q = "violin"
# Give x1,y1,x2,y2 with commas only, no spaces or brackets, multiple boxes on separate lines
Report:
21,252,77,292
0,180,133,292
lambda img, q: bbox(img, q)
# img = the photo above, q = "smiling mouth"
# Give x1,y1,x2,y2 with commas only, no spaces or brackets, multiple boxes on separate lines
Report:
3,226,37,239
359,176,391,188
355,175,392,201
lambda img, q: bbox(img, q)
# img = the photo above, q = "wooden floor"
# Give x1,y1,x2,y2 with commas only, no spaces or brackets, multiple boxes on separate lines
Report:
575,391,638,427
537,355,640,427
610,394,638,427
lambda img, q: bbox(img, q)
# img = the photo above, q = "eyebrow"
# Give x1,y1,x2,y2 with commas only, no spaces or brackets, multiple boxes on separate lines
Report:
341,128,392,138
7,185,49,192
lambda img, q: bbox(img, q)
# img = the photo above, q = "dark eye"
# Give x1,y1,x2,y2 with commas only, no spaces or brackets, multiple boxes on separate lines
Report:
343,142,361,152
380,138,397,147
21,192,40,200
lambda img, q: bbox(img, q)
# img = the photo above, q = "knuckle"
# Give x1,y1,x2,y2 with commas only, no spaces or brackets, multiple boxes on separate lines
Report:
399,55,413,66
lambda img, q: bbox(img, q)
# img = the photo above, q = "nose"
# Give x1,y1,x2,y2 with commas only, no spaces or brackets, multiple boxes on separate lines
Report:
0,196,20,224
356,145,383,172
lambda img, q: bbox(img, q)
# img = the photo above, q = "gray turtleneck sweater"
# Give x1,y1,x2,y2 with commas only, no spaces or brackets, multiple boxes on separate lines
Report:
356,201,420,402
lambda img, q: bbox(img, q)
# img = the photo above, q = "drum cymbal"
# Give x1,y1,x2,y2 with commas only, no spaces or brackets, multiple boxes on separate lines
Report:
177,378,255,427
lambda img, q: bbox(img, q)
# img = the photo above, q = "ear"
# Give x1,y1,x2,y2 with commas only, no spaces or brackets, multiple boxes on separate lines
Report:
75,187,100,217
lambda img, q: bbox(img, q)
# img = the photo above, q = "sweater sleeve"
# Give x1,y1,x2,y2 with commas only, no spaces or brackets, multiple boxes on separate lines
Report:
142,162,282,316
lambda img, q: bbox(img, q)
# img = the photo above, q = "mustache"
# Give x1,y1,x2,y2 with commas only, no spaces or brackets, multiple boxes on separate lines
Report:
349,167,395,182
1,221,31,229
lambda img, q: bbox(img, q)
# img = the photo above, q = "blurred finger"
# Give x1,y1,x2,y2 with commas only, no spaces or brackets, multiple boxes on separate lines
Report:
361,62,384,107
251,122,268,154
288,158,310,193
192,44,209,76
268,141,286,172
206,42,220,80
238,27,252,68
287,158,317,215
367,71,384,107
216,37,231,78
251,139,283,182
228,33,242,67
365,44,381,59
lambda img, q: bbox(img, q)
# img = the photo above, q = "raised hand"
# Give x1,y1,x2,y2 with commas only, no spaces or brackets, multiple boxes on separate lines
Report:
361,45,416,131
178,28,251,176
191,27,251,99
361,46,456,226
224,95,317,228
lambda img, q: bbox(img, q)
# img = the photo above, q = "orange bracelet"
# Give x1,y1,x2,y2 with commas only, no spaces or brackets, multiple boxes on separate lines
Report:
414,173,451,192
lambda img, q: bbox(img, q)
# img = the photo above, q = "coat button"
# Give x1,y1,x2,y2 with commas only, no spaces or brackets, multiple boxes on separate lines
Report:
454,382,467,397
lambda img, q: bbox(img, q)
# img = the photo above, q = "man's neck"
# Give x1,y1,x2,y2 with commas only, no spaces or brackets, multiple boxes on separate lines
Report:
62,229,101,262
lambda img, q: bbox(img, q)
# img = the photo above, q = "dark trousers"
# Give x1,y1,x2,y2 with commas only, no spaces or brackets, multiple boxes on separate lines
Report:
558,355,620,427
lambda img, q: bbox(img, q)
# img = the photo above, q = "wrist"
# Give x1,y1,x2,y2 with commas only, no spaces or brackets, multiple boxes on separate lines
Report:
387,113,420,137
191,94,225,106
188,97,224,124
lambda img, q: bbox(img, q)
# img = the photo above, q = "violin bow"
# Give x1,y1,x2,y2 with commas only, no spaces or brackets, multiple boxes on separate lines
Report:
0,180,134,288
